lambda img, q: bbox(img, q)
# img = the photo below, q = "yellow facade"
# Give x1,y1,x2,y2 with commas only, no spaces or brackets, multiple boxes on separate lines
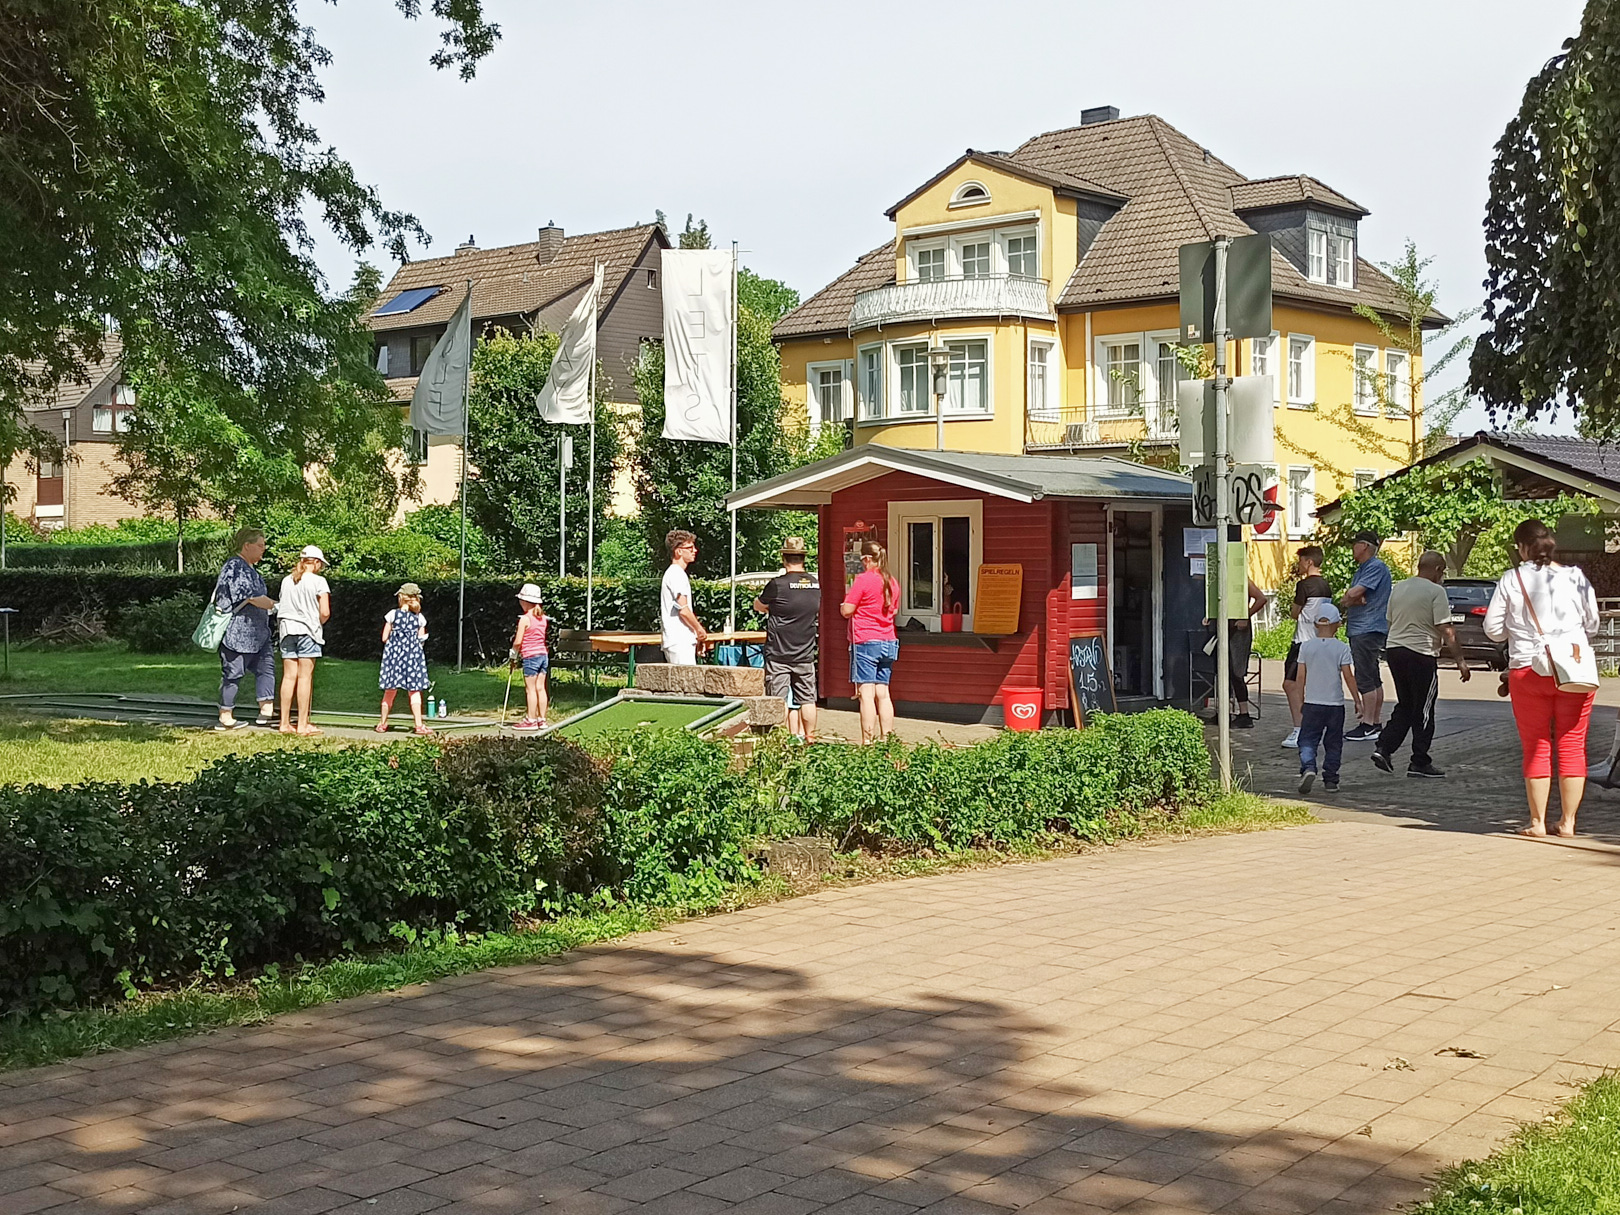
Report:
778,155,1424,591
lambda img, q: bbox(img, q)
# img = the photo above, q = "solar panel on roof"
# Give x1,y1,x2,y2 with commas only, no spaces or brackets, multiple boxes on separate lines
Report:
372,286,445,317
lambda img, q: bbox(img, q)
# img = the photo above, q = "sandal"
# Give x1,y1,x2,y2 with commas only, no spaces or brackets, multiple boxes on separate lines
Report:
373,723,390,733
414,725,434,736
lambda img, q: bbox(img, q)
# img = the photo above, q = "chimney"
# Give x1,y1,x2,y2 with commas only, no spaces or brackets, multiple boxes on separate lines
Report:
455,234,478,254
535,222,564,266
1081,105,1120,126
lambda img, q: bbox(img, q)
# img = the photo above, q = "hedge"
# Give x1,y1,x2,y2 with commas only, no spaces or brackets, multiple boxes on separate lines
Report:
0,569,761,664
0,711,1210,1012
2,537,234,572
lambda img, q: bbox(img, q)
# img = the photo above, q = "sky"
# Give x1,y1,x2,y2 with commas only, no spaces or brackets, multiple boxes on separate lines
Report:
303,0,1589,434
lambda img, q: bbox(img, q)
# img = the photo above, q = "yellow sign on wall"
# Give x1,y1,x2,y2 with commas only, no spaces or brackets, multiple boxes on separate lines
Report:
974,563,1023,634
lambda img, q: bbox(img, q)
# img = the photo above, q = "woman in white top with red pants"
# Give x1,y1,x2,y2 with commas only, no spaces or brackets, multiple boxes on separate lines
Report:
1484,518,1600,837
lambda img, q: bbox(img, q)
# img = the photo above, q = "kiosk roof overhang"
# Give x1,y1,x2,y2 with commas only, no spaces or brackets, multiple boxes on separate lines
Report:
728,445,1194,510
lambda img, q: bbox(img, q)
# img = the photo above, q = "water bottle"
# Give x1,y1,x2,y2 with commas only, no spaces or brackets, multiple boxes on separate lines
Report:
437,697,448,719
427,697,437,719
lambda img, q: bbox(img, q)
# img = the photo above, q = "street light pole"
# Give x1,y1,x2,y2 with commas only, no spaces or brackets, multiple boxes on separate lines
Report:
1212,235,1233,791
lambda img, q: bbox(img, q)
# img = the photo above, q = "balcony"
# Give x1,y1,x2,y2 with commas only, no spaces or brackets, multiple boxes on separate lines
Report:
850,274,1051,332
1025,399,1180,453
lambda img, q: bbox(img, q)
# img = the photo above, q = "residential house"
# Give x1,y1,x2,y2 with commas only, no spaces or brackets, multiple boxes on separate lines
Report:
366,223,669,515
2,337,142,531
773,107,1446,590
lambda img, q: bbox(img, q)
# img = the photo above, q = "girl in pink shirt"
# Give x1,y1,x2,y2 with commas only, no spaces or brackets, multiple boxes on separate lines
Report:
840,541,901,742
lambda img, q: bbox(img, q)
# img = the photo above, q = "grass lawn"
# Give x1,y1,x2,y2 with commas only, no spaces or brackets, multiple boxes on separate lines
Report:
1415,1074,1620,1214
0,643,616,784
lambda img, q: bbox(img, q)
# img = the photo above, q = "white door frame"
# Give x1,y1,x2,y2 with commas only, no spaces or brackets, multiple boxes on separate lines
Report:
1106,502,1165,699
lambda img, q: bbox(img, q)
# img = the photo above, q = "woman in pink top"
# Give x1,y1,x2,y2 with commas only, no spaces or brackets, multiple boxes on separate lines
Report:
840,540,901,743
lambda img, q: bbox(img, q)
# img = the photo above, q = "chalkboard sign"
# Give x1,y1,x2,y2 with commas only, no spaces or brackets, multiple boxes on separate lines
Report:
1067,632,1116,726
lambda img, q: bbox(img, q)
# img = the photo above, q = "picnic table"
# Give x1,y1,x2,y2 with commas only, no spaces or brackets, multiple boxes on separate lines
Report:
587,630,767,686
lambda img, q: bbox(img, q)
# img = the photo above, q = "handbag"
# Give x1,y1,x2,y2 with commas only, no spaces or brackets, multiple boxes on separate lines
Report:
1515,567,1599,693
192,602,233,651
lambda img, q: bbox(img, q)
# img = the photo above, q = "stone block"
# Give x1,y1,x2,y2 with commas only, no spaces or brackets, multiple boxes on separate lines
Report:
701,665,765,697
741,695,787,728
753,836,836,880
634,664,703,694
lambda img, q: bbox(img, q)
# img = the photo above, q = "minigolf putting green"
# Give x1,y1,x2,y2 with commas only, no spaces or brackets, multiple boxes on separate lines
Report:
542,692,745,739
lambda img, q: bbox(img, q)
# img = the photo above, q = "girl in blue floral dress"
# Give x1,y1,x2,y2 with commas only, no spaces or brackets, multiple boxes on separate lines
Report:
376,583,432,734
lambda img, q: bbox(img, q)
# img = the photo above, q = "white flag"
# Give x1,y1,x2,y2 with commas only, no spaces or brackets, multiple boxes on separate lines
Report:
537,264,604,425
410,288,472,445
661,249,734,443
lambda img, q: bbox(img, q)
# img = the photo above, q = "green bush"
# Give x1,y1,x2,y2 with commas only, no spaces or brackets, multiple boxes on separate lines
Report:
1253,614,1296,661
115,592,207,653
0,711,1212,1013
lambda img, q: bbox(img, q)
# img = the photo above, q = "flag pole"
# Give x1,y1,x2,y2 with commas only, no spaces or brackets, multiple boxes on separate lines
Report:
457,277,471,673
585,264,600,634
558,436,567,578
728,240,739,632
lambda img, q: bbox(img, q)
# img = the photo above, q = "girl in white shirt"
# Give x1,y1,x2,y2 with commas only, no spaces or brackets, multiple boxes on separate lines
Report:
1484,519,1599,837
277,545,332,736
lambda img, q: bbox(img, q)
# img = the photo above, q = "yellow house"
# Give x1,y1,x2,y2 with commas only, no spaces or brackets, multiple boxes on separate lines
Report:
773,108,1446,589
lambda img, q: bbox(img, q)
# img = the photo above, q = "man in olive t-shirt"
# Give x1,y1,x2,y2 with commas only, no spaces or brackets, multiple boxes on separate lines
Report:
754,537,820,741
1373,550,1469,778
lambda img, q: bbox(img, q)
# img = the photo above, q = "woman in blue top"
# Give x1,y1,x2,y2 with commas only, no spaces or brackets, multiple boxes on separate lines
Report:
212,527,278,730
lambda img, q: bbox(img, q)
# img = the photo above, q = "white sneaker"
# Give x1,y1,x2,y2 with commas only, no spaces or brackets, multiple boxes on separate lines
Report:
1282,727,1300,749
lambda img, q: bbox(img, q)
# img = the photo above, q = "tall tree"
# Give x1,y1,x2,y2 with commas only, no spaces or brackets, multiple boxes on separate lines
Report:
464,330,622,576
0,0,498,448
1470,1,1620,434
632,264,804,577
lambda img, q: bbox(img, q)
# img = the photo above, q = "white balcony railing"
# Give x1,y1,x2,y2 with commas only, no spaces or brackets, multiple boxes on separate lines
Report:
849,274,1052,331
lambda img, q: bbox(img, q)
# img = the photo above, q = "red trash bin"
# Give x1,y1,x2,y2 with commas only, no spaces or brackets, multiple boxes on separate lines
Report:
1001,687,1043,731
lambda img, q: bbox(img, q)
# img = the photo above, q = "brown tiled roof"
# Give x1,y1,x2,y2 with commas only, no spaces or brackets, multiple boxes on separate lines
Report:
1230,175,1367,216
883,151,1124,219
21,335,125,412
772,243,896,340
366,225,667,332
1009,114,1444,324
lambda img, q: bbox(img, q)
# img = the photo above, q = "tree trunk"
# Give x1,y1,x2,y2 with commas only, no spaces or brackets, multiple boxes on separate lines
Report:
176,507,185,574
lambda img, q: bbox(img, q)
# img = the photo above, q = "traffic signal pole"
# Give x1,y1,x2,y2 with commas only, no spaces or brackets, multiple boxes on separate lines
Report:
1212,235,1233,791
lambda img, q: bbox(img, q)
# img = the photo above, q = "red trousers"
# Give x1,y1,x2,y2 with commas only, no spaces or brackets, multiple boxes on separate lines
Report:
1508,666,1595,779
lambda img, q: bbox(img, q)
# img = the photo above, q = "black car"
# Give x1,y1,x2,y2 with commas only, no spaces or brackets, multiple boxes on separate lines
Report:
1445,578,1508,669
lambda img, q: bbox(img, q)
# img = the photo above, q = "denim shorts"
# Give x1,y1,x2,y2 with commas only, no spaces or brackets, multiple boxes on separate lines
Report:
522,654,550,677
280,634,321,660
850,639,899,686
1349,631,1386,693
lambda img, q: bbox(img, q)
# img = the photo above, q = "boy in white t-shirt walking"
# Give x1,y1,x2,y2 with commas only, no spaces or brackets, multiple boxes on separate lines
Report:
1295,604,1363,795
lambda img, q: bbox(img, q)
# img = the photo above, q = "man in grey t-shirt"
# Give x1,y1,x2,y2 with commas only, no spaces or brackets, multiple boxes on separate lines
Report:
1373,551,1469,778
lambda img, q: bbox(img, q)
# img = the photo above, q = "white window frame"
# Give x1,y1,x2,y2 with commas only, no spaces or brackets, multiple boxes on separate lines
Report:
1287,334,1315,407
1146,331,1191,436
1353,345,1378,415
893,342,934,417
943,336,992,415
408,427,430,466
1331,235,1355,288
1353,468,1377,492
856,344,884,421
1000,227,1040,280
948,180,991,209
887,498,985,632
1384,349,1411,418
1307,230,1328,283
1027,337,1057,422
1250,331,1280,405
806,359,853,434
952,235,995,280
1286,466,1316,540
908,240,948,283
1094,335,1143,419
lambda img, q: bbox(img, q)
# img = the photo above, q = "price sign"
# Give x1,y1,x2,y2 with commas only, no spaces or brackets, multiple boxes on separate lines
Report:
1067,632,1116,726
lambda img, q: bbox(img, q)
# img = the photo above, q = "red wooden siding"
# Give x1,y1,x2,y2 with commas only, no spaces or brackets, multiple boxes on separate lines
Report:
818,472,1069,711
1044,502,1110,709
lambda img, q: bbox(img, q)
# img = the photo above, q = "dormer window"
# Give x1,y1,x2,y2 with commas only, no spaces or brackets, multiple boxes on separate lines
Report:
1331,235,1354,287
1308,231,1328,283
948,181,991,209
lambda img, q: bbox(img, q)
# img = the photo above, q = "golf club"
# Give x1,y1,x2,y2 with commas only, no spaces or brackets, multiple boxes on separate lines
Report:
498,656,516,728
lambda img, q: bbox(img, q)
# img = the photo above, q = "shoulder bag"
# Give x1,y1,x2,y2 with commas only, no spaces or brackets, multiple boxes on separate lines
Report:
192,602,233,651
1515,567,1599,693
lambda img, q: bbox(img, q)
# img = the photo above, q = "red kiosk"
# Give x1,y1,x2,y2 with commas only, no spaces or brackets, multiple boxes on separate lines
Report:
729,445,1199,727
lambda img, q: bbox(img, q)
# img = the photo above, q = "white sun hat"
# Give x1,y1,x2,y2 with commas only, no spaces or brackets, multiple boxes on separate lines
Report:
516,582,544,604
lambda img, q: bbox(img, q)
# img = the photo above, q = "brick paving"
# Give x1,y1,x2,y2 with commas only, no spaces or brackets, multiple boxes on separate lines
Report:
6,818,1620,1214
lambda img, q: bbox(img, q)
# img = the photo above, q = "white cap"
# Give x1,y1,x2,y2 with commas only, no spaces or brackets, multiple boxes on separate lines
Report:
516,582,543,604
1313,603,1342,625
299,545,326,563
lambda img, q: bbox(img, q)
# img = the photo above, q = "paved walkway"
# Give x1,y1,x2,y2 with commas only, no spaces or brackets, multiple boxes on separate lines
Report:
6,819,1620,1215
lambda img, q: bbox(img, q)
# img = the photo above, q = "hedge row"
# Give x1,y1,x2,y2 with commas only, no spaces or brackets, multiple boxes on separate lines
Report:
0,569,761,664
0,711,1211,1012
2,537,234,572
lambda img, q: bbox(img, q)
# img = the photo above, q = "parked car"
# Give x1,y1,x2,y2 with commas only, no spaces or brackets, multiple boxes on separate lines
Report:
1444,577,1508,669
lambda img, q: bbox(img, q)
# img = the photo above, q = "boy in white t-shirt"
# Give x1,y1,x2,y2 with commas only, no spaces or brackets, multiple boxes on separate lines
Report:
660,529,708,665
1294,604,1363,795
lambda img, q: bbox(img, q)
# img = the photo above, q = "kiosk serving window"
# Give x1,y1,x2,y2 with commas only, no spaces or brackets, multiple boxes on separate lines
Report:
887,499,984,630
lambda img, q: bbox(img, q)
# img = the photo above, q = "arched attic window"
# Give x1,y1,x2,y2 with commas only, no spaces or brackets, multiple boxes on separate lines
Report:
948,180,991,209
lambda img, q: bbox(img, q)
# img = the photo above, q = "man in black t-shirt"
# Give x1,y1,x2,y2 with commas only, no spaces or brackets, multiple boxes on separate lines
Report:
753,536,821,741
1282,544,1335,749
